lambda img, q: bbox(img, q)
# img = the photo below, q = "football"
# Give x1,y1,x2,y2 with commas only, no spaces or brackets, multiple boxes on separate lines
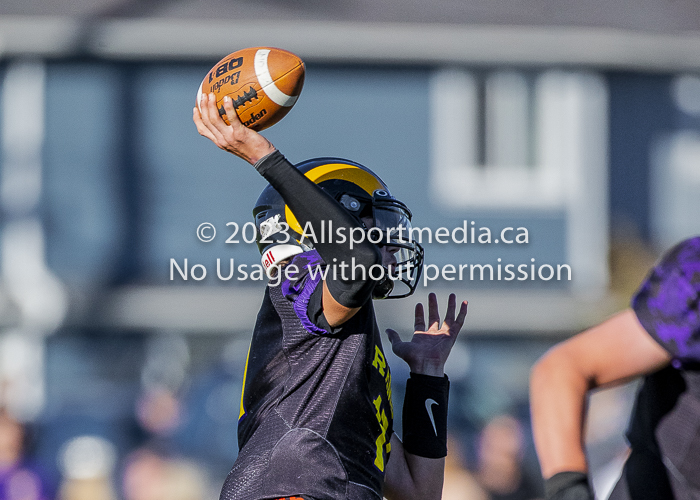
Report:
197,47,305,131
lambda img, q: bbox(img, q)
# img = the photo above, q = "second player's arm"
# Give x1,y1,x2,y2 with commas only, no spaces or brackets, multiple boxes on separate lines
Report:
529,308,671,479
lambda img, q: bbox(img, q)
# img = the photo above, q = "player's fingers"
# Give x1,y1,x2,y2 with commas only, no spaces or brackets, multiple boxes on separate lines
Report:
206,97,240,151
193,105,206,129
414,302,426,332
444,293,457,323
199,93,227,143
193,107,218,142
215,99,253,152
221,96,257,148
427,292,440,328
196,104,226,147
199,92,216,124
454,301,468,330
222,95,243,129
205,93,236,137
197,93,213,127
385,328,401,349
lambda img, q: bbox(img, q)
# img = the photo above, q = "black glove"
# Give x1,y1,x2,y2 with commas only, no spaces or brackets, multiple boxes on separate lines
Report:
545,471,594,500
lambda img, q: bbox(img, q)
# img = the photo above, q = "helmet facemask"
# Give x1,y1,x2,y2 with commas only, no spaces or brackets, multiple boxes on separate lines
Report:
362,190,424,299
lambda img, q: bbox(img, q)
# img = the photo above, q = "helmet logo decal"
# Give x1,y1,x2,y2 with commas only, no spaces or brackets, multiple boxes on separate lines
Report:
259,214,284,240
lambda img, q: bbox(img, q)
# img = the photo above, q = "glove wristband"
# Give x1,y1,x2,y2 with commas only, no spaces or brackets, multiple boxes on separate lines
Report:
402,373,449,458
544,471,592,500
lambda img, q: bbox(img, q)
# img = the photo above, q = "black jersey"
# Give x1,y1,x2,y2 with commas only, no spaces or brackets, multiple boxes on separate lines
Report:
610,367,700,499
220,250,393,500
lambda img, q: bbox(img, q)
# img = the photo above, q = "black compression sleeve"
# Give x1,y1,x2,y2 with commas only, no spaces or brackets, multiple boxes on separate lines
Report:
255,150,381,308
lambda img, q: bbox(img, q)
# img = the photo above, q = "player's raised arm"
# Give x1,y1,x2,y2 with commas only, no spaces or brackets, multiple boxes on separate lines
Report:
195,92,405,326
383,293,468,500
529,309,671,499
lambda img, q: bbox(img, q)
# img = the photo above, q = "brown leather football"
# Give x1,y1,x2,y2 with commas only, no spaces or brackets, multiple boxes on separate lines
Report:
197,47,305,131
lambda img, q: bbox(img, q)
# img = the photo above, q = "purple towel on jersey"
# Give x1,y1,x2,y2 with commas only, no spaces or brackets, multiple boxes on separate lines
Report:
633,236,700,366
279,250,329,335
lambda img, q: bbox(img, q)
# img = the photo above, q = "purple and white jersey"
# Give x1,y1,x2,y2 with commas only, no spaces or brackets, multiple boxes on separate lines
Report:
615,237,700,498
633,236,700,366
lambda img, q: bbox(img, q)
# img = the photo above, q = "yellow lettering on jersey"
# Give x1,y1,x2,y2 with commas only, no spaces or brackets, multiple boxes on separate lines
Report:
385,370,393,419
372,345,386,376
373,394,389,471
238,343,252,420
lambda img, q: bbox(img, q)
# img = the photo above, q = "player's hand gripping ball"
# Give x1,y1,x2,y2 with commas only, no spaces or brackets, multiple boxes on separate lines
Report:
197,47,305,131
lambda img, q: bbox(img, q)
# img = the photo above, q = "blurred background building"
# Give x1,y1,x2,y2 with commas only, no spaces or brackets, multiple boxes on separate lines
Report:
2,1,700,498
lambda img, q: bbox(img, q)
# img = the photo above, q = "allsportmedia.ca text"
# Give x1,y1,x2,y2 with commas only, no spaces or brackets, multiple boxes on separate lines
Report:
196,220,529,247
293,221,530,248
169,257,571,286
